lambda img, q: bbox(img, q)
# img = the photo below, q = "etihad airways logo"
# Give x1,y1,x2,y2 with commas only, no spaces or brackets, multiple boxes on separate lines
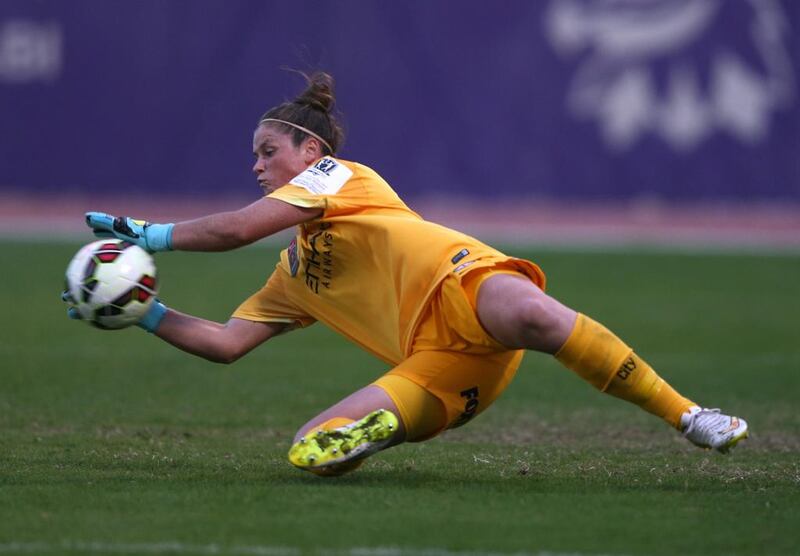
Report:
544,0,795,151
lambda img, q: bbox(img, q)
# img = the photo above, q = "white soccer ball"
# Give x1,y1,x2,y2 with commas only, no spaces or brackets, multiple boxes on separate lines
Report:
64,239,158,330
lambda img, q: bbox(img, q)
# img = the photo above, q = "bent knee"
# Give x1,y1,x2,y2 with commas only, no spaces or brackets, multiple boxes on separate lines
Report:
514,295,563,334
515,295,576,352
481,288,576,352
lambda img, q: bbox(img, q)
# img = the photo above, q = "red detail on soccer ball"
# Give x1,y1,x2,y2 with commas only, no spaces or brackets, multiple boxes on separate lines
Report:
137,288,152,302
96,251,121,263
140,275,156,289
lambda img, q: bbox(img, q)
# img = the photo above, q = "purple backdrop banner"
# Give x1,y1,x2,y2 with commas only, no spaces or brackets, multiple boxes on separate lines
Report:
1,0,798,202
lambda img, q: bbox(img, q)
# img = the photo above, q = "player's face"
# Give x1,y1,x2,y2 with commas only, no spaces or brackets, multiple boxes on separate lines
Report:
252,124,318,194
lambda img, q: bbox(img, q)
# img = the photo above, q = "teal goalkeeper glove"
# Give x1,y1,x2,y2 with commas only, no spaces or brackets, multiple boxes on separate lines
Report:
61,289,167,333
61,290,80,320
85,212,174,253
135,300,168,333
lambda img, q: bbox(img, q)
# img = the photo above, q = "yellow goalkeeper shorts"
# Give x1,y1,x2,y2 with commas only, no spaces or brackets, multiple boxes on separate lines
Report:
374,257,543,439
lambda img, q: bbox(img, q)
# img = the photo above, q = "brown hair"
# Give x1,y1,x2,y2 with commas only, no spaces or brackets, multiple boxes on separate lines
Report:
259,71,345,156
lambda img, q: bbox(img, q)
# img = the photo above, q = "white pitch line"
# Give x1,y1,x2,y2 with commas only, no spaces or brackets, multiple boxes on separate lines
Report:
0,542,297,555
0,542,625,556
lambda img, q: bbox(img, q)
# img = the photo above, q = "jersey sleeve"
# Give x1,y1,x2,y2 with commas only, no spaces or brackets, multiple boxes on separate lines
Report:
232,267,316,328
267,157,393,217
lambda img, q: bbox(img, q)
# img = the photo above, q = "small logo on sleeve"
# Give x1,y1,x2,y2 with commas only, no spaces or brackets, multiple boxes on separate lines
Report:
453,260,476,274
290,157,352,195
451,248,470,264
314,158,338,175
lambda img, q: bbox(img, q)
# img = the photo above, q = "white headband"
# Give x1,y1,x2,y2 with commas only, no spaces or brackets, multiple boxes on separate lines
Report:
259,118,334,154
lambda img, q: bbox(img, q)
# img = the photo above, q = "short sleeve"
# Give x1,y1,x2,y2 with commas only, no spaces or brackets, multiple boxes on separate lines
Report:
232,267,316,328
267,157,372,217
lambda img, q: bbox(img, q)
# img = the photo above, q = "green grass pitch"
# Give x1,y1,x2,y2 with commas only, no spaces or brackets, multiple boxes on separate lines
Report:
1,241,799,555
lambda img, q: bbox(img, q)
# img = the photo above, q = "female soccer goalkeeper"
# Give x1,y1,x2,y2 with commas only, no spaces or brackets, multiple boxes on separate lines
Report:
76,71,748,476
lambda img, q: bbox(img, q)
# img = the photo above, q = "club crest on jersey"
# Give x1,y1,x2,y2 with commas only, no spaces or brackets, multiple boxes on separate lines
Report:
287,237,299,277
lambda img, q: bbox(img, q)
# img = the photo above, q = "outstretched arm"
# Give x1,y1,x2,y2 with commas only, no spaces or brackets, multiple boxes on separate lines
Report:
154,309,289,364
86,197,322,253
63,286,292,362
170,197,321,251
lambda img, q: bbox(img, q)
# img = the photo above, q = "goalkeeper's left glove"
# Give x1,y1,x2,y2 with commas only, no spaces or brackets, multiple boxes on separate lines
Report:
61,290,80,320
85,212,174,253
136,300,168,333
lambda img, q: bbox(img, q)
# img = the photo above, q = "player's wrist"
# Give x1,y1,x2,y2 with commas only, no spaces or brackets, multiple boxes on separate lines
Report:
145,223,174,252
137,300,168,333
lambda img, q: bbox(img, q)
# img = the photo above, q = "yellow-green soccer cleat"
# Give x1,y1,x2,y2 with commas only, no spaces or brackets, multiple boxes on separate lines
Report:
681,407,749,453
288,409,399,472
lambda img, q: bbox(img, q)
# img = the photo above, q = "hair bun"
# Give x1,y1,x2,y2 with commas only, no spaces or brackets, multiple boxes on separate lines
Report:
260,69,345,155
296,72,336,114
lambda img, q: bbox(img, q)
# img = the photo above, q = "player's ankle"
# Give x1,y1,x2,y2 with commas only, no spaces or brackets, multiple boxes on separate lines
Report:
679,405,702,431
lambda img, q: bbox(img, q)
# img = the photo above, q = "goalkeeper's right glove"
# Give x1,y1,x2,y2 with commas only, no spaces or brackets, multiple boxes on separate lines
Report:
85,212,174,253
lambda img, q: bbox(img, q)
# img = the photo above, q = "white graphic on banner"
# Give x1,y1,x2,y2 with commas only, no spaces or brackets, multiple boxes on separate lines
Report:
544,0,795,151
0,20,62,83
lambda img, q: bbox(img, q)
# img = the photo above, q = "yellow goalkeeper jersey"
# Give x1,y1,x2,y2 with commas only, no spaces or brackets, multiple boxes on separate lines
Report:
233,157,545,365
